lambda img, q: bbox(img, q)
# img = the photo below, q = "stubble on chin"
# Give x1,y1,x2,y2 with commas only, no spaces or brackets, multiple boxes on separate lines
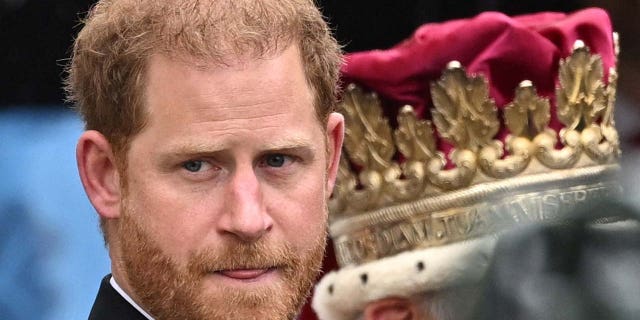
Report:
116,205,327,320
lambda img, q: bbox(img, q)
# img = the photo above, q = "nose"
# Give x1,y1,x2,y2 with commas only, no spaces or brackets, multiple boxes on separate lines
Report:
219,165,273,242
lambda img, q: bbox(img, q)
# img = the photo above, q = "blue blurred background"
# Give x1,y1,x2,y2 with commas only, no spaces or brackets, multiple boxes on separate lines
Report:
0,108,109,319
1,0,638,319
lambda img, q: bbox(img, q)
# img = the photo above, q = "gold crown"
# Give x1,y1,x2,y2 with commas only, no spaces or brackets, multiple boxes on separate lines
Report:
329,37,622,267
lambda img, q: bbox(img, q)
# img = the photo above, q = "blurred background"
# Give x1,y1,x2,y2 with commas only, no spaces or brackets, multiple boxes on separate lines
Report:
1,0,638,319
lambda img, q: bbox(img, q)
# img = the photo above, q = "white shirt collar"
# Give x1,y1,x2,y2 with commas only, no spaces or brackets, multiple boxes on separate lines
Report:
109,276,156,320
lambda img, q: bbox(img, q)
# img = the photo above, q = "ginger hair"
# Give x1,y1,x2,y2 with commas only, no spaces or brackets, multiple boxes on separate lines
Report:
65,0,342,242
65,0,342,163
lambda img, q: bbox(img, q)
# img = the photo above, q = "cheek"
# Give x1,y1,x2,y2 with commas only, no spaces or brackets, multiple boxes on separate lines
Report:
125,176,217,261
267,175,328,245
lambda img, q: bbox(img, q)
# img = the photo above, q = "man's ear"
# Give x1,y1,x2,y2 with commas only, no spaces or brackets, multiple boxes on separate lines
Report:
363,297,423,320
77,130,122,219
325,111,344,193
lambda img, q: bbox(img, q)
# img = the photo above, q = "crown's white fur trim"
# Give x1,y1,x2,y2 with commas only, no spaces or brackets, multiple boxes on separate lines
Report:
312,237,497,320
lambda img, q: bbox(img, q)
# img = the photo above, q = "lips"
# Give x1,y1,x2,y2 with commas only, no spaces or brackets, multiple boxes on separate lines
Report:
218,268,274,280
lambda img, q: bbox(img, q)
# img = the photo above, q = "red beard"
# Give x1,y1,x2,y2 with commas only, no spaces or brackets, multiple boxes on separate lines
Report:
116,203,326,320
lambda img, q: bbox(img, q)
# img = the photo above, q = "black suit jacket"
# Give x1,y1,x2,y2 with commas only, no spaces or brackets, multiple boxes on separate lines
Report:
88,275,148,320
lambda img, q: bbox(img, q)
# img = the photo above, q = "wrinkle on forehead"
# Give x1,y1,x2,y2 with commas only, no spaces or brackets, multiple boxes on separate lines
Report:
185,99,291,124
135,44,323,161
143,47,313,128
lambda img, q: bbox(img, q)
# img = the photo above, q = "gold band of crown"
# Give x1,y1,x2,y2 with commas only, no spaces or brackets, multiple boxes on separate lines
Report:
330,37,621,267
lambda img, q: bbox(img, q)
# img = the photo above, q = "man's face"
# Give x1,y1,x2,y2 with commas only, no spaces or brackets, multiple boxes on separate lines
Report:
114,45,332,319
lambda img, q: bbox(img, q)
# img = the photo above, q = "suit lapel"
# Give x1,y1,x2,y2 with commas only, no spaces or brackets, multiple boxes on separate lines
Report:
88,275,148,320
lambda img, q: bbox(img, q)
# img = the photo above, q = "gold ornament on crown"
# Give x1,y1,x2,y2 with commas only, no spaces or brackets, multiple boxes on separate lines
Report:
329,38,622,266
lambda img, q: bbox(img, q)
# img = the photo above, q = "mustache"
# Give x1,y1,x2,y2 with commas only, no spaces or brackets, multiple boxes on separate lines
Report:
187,240,298,274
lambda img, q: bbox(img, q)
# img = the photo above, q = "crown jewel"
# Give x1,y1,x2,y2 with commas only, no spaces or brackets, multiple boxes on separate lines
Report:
329,39,621,267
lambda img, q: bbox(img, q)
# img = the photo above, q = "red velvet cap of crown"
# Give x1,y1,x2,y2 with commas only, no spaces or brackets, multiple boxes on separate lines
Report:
340,8,615,157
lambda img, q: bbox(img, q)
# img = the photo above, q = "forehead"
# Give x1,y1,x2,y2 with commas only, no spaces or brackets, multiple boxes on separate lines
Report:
135,45,322,151
147,46,310,110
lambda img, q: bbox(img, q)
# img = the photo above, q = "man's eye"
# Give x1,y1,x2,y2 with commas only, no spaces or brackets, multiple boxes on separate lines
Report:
182,160,204,172
264,154,288,168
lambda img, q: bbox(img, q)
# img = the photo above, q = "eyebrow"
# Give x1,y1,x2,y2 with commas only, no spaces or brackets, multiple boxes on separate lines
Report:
261,136,319,153
158,136,320,162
